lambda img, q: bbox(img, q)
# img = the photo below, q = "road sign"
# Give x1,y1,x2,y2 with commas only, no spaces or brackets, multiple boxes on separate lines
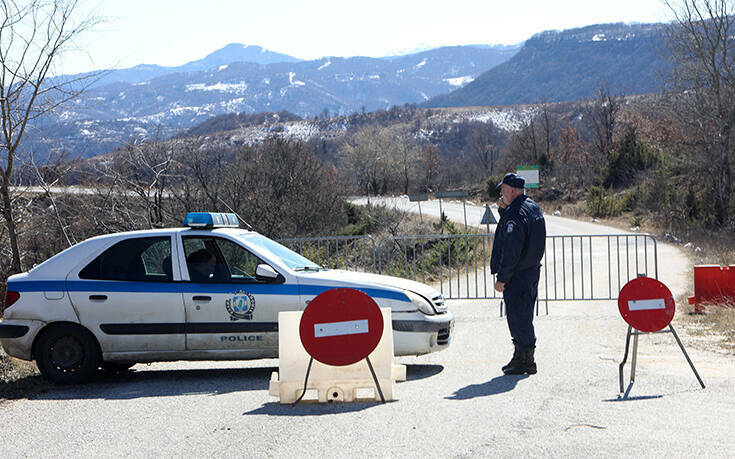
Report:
481,204,497,225
434,190,468,199
516,165,539,189
299,288,384,366
408,193,428,202
618,276,675,333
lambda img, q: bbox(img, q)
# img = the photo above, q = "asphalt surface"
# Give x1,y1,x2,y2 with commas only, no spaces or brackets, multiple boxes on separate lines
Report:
1,198,733,457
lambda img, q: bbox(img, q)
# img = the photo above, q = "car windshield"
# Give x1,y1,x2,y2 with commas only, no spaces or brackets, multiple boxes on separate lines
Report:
239,234,323,271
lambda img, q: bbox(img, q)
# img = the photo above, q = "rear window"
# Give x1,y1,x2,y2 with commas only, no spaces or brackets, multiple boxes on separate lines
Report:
79,237,173,282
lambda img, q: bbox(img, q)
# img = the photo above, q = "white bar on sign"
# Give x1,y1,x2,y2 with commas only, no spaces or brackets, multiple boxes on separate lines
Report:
628,298,666,311
314,319,369,338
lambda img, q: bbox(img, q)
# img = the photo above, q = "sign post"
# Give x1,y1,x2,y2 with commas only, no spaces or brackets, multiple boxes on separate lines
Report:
435,190,469,230
408,193,428,222
617,276,705,395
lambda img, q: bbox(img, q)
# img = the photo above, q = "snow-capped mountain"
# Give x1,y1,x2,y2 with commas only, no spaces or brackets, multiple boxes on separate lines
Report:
32,44,518,158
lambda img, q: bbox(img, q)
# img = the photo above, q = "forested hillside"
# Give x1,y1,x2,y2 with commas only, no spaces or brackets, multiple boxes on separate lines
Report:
426,23,670,107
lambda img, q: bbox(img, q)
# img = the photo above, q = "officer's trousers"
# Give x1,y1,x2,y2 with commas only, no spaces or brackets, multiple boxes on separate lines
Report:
503,266,540,350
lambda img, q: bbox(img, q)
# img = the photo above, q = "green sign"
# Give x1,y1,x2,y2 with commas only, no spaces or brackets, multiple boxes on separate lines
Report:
434,190,468,199
408,193,428,202
516,165,540,189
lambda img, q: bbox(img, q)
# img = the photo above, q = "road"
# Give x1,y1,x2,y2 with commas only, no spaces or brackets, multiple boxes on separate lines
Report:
1,197,733,457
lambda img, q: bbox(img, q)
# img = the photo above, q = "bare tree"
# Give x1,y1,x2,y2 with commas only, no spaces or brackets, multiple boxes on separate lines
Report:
469,123,500,176
0,0,99,273
585,86,621,157
664,0,735,224
420,143,442,192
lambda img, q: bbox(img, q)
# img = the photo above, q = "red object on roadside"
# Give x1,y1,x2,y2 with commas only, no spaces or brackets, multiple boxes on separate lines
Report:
299,288,384,366
687,265,735,313
618,277,675,333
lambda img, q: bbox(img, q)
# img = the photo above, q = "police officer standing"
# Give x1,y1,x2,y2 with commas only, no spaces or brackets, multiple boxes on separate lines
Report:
491,173,546,375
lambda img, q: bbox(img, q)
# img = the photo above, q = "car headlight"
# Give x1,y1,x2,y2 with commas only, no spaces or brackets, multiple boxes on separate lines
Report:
404,290,436,316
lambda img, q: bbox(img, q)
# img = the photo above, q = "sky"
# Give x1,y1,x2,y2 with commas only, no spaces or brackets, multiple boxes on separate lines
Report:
59,0,673,75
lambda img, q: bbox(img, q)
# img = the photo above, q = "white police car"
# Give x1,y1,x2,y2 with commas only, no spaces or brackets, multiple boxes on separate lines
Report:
0,212,454,383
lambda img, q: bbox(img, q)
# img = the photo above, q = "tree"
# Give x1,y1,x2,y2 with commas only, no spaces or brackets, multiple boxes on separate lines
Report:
338,125,400,196
420,143,442,192
585,86,621,157
664,0,735,225
469,122,500,176
0,0,98,273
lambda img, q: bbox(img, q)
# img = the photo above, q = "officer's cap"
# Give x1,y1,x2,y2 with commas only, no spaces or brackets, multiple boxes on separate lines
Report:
496,173,525,190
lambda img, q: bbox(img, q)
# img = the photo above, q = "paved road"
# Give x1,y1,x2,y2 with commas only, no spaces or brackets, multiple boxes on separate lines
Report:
1,197,732,457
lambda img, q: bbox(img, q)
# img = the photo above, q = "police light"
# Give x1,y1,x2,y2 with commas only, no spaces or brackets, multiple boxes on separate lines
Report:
183,212,240,228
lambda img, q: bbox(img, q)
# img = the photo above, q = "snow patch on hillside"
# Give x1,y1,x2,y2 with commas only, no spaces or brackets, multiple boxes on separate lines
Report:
451,107,538,131
443,76,474,87
186,82,249,93
289,72,306,86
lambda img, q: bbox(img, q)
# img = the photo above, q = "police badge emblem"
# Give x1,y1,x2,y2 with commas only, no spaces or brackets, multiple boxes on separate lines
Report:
225,290,256,320
507,221,514,233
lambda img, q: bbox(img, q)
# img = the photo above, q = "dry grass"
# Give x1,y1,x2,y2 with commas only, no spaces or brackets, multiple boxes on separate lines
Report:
677,301,735,355
0,346,50,403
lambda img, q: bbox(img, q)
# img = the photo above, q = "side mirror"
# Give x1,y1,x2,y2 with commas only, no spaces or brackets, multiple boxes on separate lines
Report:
256,264,283,283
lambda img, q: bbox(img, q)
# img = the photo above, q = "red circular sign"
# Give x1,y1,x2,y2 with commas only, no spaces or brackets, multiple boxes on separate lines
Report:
299,288,384,366
618,277,675,332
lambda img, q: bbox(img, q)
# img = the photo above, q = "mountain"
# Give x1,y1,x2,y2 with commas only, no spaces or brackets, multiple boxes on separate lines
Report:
32,44,519,158
71,44,301,88
425,23,670,108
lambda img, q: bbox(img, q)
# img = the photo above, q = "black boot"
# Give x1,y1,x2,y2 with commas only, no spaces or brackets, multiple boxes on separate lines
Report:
502,343,522,373
503,347,537,375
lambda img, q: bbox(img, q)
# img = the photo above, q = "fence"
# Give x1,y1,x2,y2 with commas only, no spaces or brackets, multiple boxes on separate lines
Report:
279,233,659,310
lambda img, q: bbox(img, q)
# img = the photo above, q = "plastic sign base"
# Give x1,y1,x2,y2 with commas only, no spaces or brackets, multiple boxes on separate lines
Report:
269,309,406,404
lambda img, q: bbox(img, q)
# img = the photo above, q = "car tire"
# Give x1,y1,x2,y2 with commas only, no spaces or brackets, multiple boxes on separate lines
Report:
35,324,100,384
100,361,135,372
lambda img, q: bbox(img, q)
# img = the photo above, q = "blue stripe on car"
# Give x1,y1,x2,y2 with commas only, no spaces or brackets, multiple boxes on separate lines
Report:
7,281,409,301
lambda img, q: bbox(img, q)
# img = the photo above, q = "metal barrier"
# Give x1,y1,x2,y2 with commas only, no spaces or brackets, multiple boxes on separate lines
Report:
279,233,659,311
278,235,378,273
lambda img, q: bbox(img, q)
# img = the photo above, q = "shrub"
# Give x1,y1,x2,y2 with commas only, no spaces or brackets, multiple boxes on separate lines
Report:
587,185,624,217
486,175,501,200
600,127,660,188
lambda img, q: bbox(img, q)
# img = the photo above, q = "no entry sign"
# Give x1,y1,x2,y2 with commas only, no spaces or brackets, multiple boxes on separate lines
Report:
299,288,384,366
618,277,675,332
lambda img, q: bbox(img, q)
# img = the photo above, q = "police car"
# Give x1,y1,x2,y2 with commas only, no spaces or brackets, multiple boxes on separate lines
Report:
0,212,454,384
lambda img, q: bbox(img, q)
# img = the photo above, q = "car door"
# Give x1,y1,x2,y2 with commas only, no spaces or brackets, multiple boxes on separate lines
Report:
180,235,299,356
67,235,186,353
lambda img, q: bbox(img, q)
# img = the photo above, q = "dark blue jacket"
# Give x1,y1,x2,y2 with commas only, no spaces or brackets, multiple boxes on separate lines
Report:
490,194,546,284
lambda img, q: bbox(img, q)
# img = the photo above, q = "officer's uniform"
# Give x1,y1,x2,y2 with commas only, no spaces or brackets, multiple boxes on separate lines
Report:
491,193,546,350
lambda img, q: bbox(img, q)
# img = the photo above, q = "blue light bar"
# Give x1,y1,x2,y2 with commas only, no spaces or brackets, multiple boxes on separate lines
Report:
183,212,240,228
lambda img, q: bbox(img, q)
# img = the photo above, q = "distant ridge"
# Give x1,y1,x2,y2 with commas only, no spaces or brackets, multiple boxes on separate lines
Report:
72,44,301,87
425,22,670,107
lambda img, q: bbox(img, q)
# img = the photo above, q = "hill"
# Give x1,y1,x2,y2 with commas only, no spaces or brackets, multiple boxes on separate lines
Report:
425,23,671,107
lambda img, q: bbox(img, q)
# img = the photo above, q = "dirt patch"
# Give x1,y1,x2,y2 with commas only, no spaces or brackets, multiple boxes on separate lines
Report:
0,346,50,404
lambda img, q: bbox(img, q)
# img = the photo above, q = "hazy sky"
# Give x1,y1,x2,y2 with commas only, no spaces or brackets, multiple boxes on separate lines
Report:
60,0,673,74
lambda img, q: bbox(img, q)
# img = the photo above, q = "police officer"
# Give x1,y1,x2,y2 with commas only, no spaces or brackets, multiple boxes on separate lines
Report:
491,173,546,375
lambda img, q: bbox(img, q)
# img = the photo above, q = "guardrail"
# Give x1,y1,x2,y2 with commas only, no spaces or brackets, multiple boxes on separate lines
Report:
279,233,659,313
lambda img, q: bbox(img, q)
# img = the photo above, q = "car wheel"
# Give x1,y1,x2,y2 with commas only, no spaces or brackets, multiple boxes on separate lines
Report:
100,361,135,372
35,324,100,384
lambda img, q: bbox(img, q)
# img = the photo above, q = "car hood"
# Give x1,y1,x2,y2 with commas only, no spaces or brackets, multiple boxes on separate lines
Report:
297,269,441,301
